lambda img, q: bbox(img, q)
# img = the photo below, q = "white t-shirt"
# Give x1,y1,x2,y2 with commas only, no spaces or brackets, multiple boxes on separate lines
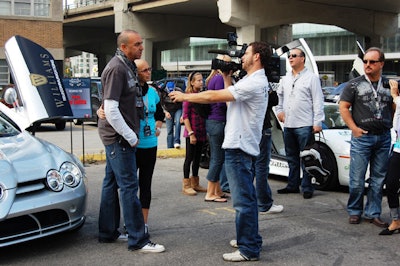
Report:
393,96,400,153
222,69,269,156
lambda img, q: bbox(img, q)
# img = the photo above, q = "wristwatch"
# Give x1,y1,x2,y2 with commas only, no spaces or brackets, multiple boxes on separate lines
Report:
188,131,194,136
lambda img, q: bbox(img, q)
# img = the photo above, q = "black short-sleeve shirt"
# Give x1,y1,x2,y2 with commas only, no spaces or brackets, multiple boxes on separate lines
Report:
340,75,392,133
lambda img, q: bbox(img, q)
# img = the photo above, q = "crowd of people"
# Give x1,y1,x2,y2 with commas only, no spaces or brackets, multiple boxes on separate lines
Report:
96,29,400,261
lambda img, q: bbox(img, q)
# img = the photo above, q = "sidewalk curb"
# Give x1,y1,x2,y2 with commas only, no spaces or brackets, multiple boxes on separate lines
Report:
80,148,186,163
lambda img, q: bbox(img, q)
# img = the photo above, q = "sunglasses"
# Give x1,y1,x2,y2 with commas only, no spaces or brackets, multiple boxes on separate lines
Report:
140,67,152,73
288,54,303,59
362,60,381,65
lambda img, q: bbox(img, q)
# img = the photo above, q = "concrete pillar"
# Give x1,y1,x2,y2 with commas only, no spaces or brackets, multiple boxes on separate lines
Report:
236,25,261,45
261,25,293,47
114,0,131,34
142,39,153,67
97,53,113,77
364,35,384,49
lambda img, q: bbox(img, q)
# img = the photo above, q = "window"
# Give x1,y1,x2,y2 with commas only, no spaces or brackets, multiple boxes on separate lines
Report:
0,0,49,17
15,0,30,16
0,60,10,84
0,0,11,15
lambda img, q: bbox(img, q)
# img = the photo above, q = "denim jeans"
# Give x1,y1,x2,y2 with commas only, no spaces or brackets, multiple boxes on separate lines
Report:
255,128,273,212
347,131,391,218
98,142,149,250
166,108,182,148
206,119,225,182
283,126,314,193
219,164,230,192
225,149,262,259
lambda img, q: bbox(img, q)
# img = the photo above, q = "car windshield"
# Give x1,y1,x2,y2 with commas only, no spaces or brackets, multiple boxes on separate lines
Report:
0,112,20,137
322,104,347,129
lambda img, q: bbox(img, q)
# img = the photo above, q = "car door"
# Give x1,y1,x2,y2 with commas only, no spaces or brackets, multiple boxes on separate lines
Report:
3,35,73,131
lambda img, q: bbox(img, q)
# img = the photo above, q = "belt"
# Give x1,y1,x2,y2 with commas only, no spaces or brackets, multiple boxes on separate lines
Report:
366,129,389,135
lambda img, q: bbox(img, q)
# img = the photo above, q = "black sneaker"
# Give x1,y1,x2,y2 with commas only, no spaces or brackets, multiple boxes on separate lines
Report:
277,187,300,194
303,191,313,199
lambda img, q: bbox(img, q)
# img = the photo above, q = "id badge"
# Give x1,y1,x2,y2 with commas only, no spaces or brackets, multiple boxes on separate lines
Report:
136,97,144,108
144,125,151,136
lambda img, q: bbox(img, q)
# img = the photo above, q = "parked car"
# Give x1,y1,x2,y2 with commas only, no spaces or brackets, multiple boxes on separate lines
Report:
0,88,87,247
73,77,102,126
155,77,188,92
269,102,395,190
321,86,336,100
0,35,87,247
325,82,347,103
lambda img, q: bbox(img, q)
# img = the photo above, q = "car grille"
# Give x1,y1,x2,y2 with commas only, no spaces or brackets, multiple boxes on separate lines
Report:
0,209,81,247
16,179,46,195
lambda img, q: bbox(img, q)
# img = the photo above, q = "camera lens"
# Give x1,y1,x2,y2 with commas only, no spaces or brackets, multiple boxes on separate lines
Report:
382,80,400,88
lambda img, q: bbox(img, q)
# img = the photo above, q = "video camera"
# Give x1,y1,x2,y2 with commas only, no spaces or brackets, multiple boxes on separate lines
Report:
208,32,281,83
209,32,247,74
382,79,400,88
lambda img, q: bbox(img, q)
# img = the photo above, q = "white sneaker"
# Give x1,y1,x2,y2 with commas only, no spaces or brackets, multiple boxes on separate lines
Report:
260,204,284,215
138,242,165,253
229,239,238,248
222,250,259,261
117,233,128,241
174,143,180,149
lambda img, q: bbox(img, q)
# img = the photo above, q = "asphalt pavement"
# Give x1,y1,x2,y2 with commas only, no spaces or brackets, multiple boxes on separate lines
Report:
3,122,399,265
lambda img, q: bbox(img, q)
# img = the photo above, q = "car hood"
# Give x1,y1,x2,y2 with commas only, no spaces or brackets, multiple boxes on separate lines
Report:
0,131,75,187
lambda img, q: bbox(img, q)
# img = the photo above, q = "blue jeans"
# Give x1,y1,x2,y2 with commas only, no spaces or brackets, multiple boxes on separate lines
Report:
255,128,273,212
347,131,391,218
225,149,262,259
98,142,149,250
284,126,314,193
166,109,182,148
206,119,225,182
219,164,230,192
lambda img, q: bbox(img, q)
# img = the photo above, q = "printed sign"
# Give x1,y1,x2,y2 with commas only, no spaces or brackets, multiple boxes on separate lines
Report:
63,78,92,119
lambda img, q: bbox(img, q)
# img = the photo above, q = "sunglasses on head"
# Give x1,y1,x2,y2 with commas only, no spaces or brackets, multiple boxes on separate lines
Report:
362,60,381,65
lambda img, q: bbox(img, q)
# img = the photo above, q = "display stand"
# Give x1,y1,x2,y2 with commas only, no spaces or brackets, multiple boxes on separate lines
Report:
63,78,92,166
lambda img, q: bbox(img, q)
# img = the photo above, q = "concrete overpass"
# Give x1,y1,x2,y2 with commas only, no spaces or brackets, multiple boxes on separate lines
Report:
63,0,400,72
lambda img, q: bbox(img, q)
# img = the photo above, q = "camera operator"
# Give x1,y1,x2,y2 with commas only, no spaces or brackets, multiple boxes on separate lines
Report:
170,41,271,262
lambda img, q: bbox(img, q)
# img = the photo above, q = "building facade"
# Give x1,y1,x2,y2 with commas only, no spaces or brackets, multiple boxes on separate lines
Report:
0,0,64,84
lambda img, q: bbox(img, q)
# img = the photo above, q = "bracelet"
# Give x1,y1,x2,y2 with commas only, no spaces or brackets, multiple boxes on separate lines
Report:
188,131,194,136
156,127,161,132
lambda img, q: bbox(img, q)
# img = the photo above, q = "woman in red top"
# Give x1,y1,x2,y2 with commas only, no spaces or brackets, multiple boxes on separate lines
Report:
181,72,208,196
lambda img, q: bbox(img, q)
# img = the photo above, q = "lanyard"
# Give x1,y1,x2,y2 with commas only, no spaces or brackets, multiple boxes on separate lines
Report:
143,93,149,125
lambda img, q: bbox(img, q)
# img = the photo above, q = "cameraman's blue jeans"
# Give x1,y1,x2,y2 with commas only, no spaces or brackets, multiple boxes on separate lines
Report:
98,142,149,250
284,126,314,193
347,131,391,218
166,109,182,148
225,149,262,259
206,119,225,182
255,128,273,212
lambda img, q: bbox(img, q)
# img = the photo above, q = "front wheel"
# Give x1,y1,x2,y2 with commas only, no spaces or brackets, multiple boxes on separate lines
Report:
55,121,66,131
313,142,339,191
73,119,83,125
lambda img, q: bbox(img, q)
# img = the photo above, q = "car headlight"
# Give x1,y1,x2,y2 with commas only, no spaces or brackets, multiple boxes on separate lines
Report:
0,183,5,201
60,162,82,188
46,169,64,192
